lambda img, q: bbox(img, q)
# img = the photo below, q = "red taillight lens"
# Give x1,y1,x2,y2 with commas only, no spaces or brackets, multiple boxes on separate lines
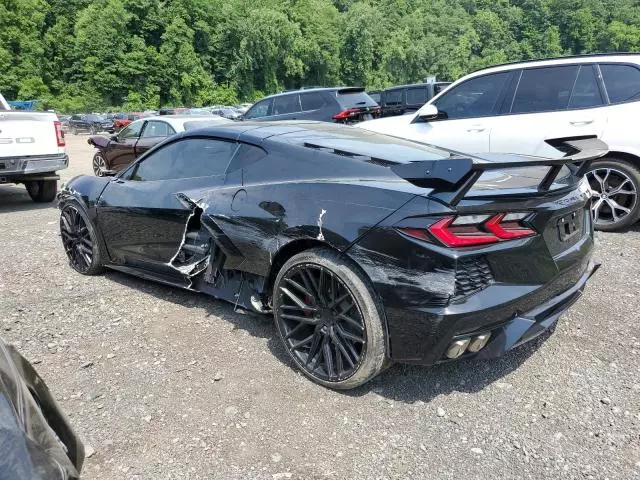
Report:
54,121,65,147
484,213,536,240
332,108,360,121
400,213,536,248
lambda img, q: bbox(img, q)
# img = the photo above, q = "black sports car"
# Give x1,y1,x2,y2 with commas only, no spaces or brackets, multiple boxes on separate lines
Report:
0,336,84,478
57,121,602,389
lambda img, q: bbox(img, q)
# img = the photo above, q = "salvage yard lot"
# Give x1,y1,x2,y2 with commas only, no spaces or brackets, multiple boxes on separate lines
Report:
1,134,639,479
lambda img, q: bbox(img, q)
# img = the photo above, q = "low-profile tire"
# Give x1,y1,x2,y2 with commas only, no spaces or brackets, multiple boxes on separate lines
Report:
273,247,387,390
59,202,105,275
93,152,107,176
25,180,57,203
586,158,640,231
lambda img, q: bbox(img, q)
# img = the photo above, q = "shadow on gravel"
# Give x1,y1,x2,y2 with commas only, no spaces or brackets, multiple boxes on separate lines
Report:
0,185,58,214
104,269,551,403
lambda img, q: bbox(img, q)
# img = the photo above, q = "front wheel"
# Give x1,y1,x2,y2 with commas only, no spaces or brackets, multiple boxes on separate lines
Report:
586,158,640,231
273,247,387,389
25,179,57,203
59,202,105,275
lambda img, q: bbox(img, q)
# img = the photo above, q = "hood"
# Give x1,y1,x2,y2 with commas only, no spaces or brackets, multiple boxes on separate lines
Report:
357,114,415,137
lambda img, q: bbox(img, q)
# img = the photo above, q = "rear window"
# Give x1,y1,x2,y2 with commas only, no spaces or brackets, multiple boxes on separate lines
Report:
600,64,640,103
383,89,403,106
368,91,381,103
406,87,429,106
335,89,378,108
511,66,579,114
300,92,328,110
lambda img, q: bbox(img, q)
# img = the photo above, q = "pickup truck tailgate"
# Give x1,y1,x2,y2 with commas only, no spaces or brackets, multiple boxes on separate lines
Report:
0,112,64,157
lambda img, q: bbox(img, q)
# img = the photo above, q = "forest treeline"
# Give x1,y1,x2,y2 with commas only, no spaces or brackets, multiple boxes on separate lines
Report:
1,0,639,112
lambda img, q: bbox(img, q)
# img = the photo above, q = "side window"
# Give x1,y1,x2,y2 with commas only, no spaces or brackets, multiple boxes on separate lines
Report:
129,138,238,182
119,121,144,139
244,99,272,119
600,63,640,103
300,92,327,111
384,89,403,106
226,143,268,173
434,72,510,119
569,65,603,109
71,115,80,120
272,94,301,115
406,87,429,106
141,121,175,138
511,66,579,114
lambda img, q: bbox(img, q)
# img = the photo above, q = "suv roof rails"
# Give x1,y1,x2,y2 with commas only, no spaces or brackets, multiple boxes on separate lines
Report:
470,52,640,75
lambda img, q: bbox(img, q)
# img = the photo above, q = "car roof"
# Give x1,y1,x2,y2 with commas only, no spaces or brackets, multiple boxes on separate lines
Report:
426,52,640,106
469,52,640,76
132,115,229,129
179,120,452,161
259,87,365,100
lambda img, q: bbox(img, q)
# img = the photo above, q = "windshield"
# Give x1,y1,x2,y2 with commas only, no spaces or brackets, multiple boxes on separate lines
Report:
86,115,105,121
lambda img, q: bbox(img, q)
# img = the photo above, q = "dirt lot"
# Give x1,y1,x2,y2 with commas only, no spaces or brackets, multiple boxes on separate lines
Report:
1,134,639,479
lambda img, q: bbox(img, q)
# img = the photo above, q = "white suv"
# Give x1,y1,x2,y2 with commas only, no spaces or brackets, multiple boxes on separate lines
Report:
359,54,640,231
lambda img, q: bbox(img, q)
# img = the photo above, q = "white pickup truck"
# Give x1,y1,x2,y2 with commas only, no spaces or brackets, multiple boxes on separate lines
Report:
0,93,68,202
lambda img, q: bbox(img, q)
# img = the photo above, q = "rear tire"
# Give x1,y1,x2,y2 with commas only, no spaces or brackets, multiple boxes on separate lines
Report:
93,153,106,176
586,158,640,231
25,180,57,203
273,247,387,389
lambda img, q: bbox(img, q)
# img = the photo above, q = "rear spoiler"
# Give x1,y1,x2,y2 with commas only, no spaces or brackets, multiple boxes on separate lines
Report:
390,137,608,206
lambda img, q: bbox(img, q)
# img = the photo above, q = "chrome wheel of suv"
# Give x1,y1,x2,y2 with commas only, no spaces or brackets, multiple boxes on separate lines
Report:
587,164,638,229
92,153,106,176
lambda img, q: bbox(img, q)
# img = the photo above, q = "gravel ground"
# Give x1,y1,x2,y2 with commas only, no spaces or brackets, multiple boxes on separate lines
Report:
1,134,639,479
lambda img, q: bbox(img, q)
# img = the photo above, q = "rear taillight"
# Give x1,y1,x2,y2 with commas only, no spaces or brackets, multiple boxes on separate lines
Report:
332,108,361,121
54,121,65,147
400,213,536,248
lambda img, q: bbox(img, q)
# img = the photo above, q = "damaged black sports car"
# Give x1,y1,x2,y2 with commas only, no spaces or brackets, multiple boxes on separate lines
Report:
58,121,601,389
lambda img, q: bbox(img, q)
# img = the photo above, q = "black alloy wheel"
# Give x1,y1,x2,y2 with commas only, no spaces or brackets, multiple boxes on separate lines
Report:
60,204,103,275
274,248,387,389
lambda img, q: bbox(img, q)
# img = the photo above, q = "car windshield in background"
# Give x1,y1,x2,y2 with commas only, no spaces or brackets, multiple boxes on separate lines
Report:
183,119,230,130
335,89,378,108
86,115,105,121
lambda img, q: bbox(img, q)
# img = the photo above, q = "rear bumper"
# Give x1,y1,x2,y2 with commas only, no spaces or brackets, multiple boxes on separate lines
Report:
383,253,598,365
0,154,68,181
463,260,599,361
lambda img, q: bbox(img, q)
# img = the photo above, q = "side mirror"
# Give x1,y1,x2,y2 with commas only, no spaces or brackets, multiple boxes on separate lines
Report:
110,134,119,141
415,103,439,121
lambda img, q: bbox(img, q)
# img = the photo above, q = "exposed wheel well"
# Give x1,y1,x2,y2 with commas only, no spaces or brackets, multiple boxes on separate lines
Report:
605,151,640,171
265,239,335,298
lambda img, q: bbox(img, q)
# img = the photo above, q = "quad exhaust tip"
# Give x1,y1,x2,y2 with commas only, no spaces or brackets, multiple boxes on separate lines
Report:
445,333,491,359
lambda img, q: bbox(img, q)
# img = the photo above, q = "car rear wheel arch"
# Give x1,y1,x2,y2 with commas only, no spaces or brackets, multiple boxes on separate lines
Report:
272,246,390,388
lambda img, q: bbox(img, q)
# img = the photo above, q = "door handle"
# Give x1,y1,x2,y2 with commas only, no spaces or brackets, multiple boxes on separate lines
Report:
570,120,594,126
467,125,486,132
